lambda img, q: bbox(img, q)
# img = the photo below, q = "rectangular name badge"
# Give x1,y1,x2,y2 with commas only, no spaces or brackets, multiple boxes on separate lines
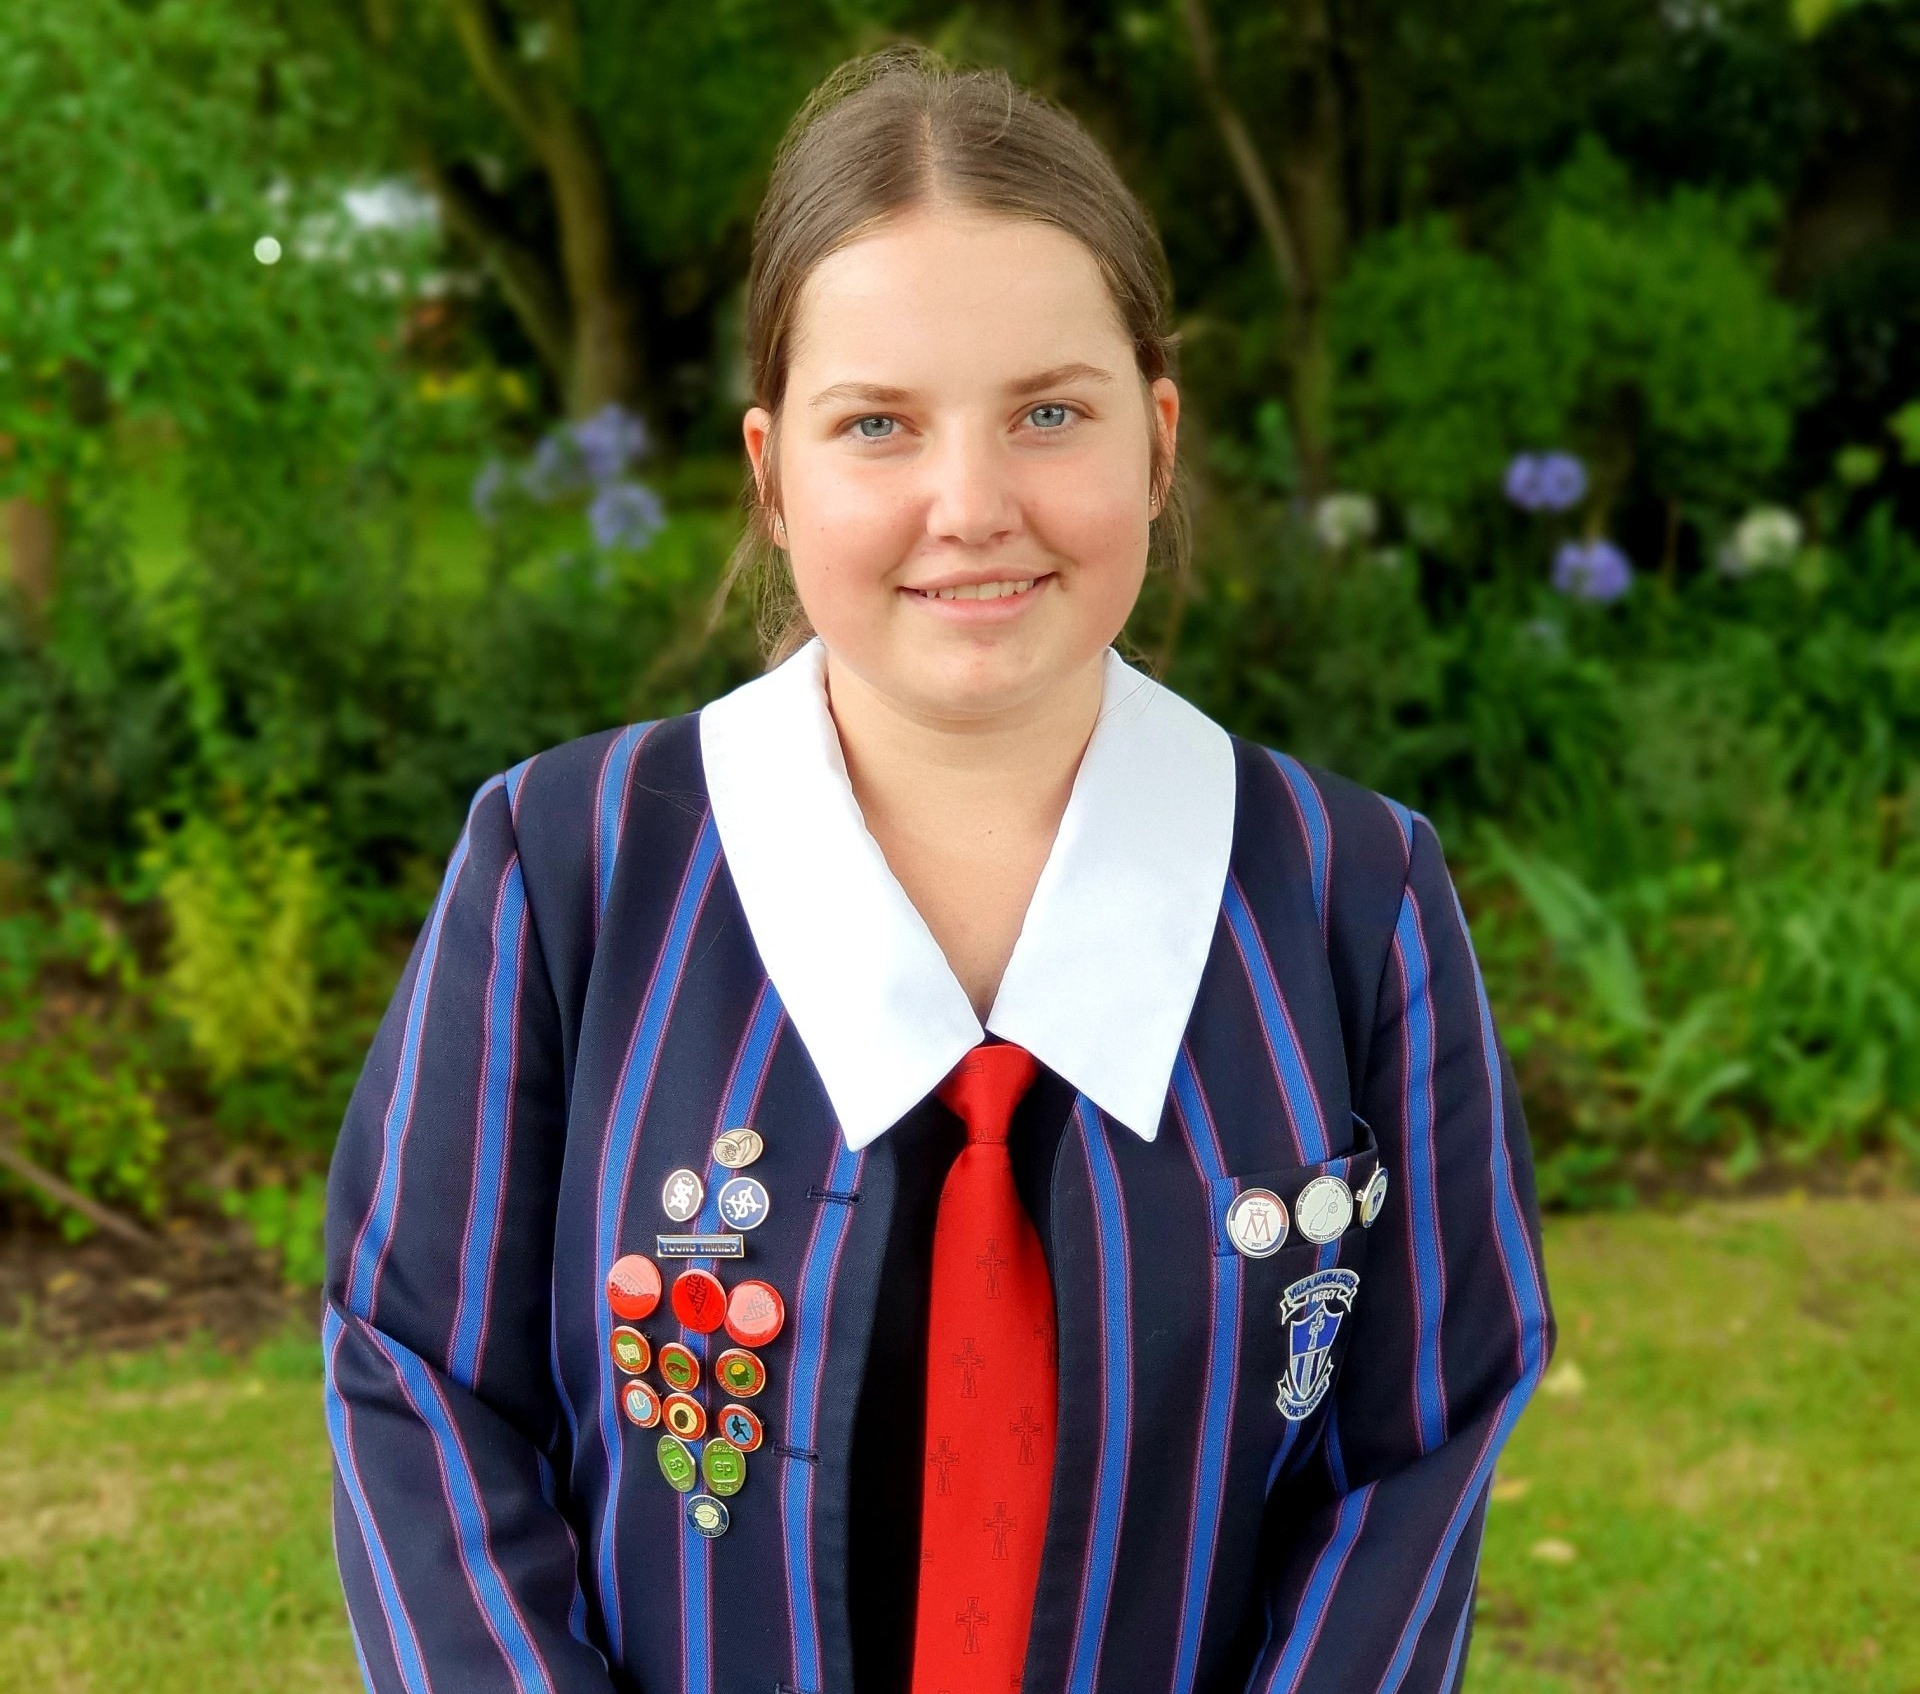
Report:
657,1232,745,1259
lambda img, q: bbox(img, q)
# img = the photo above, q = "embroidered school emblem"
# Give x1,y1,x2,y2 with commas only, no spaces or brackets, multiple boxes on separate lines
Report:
1275,1268,1360,1422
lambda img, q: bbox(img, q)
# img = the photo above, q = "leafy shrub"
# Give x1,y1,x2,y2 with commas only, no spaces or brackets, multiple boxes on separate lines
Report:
1330,136,1814,537
136,790,330,1088
0,880,171,1234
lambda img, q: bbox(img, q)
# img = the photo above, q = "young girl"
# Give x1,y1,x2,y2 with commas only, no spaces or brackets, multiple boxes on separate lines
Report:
324,44,1555,1694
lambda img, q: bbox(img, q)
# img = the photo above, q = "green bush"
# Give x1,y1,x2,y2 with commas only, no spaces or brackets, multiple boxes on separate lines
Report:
1329,136,1814,538
0,884,171,1235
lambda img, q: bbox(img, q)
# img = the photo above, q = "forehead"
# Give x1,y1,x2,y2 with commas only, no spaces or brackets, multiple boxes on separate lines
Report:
789,209,1129,382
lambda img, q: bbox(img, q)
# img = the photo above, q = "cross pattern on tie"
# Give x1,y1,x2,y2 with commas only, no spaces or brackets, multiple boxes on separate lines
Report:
910,1041,1056,1694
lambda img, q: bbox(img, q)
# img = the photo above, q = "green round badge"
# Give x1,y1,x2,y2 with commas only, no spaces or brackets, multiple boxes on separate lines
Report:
659,1341,700,1392
656,1434,697,1493
715,1347,765,1397
701,1437,747,1497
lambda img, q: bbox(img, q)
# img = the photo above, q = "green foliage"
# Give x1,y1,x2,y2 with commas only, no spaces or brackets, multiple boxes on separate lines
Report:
218,1171,328,1289
1174,491,1920,1200
135,792,329,1088
1330,137,1814,524
0,886,170,1235
0,0,416,499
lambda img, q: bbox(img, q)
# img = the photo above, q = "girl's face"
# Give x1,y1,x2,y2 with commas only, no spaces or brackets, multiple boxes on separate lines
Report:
744,207,1179,726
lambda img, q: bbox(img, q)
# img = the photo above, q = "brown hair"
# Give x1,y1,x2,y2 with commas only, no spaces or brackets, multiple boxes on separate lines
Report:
715,41,1191,668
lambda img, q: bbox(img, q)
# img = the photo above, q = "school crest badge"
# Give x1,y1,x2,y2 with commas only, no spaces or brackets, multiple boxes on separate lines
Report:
1275,1267,1360,1422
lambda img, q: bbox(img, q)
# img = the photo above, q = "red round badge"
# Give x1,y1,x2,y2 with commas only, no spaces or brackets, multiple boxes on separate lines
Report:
717,1403,764,1452
607,1254,662,1321
663,1392,707,1441
620,1380,661,1428
672,1268,728,1334
724,1279,786,1349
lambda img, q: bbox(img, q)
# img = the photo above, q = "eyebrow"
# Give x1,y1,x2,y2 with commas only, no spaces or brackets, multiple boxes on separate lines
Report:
806,361,1119,410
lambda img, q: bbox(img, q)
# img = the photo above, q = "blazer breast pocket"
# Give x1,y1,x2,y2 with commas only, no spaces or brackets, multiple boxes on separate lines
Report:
1213,1111,1384,1437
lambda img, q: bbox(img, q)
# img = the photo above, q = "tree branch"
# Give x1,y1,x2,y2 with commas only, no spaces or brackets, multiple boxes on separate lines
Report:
413,147,574,382
441,0,558,157
0,1133,164,1249
1178,0,1308,306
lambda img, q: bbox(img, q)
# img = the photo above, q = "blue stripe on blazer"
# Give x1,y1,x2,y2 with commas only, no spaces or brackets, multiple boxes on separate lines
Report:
323,709,1557,1694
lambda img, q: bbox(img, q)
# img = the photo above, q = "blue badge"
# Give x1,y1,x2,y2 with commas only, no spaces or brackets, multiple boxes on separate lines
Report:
716,1175,770,1231
1275,1267,1360,1422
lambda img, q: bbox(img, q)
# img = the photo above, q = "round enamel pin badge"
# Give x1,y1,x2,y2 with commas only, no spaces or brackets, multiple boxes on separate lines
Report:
716,1175,770,1232
1294,1175,1355,1244
620,1380,661,1429
661,1168,705,1224
1224,1188,1290,1258
609,1326,651,1376
1358,1165,1390,1227
712,1128,764,1170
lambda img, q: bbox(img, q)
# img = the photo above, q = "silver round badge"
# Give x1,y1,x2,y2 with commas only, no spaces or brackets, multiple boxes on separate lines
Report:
712,1127,764,1170
661,1167,704,1224
1358,1165,1390,1227
686,1492,730,1538
1224,1187,1290,1258
1294,1175,1355,1244
715,1175,770,1231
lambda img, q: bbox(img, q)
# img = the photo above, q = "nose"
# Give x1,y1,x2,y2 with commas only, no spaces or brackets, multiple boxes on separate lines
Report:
921,425,1020,547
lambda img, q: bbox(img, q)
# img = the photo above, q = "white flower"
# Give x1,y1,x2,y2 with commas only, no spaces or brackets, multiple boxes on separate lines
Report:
1727,506,1803,575
1313,492,1379,552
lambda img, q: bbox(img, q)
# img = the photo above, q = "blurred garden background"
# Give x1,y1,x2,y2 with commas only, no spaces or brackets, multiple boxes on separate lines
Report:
0,0,1915,1688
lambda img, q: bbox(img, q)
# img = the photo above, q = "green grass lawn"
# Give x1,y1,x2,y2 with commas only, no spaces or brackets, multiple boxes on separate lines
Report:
0,1196,1912,1692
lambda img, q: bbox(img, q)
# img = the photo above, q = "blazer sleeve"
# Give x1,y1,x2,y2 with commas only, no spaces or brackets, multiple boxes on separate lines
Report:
1238,809,1558,1694
322,771,617,1692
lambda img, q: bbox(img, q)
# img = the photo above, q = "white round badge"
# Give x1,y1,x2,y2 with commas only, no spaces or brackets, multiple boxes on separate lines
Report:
1224,1188,1290,1258
1359,1165,1390,1227
661,1167,704,1224
1294,1175,1355,1244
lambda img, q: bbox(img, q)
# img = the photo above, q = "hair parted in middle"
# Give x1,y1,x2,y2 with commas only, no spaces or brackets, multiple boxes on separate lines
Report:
715,41,1192,668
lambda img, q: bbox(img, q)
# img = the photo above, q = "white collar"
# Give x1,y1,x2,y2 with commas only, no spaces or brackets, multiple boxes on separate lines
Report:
698,637,1235,1150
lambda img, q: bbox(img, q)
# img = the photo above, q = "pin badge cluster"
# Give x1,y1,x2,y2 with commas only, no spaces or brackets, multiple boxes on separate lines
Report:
1219,1156,1391,1424
603,1126,784,1540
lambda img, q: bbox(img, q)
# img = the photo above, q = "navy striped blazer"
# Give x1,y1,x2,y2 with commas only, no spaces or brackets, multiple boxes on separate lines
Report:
323,705,1557,1694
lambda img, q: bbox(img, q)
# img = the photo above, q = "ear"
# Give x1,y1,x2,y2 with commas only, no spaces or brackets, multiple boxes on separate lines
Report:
743,405,773,492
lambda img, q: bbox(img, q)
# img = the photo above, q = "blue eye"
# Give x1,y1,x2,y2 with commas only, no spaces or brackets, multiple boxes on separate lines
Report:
1029,403,1072,429
852,416,895,440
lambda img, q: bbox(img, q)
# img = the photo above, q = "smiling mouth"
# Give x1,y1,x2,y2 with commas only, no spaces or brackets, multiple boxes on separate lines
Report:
904,574,1053,601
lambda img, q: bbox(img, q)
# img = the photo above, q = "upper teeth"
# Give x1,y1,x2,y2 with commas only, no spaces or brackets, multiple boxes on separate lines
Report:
927,578,1036,600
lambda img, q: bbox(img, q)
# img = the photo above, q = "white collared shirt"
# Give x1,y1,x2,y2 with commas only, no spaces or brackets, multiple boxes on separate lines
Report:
698,637,1236,1151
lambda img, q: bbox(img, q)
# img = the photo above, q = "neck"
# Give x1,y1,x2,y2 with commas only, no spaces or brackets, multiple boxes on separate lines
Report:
822,651,1107,841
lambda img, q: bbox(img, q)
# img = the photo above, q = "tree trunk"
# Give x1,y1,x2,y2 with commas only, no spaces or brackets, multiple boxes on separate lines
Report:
5,475,64,635
439,0,650,420
1178,0,1355,501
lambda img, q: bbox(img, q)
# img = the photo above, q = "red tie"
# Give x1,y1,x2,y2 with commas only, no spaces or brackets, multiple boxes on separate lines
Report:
911,1041,1055,1694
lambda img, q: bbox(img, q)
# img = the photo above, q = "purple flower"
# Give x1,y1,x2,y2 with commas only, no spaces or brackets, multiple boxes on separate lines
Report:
471,457,508,525
571,402,650,486
1505,451,1589,513
1552,538,1633,602
589,480,667,552
521,428,592,502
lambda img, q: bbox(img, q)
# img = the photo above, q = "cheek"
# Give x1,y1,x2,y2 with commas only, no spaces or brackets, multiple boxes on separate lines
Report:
785,473,911,606
1043,485,1151,596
